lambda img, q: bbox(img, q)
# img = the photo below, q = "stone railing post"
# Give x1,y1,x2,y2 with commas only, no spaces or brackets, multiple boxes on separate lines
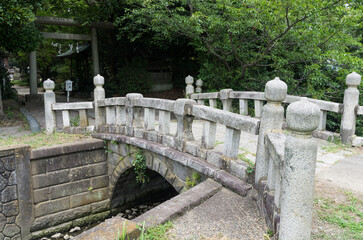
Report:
340,72,361,144
43,79,56,133
125,93,143,136
255,77,287,185
185,75,194,98
220,89,233,111
279,98,320,240
174,99,196,151
94,74,105,129
195,79,203,93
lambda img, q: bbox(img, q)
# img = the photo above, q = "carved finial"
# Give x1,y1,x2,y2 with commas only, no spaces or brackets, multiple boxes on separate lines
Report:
265,77,287,102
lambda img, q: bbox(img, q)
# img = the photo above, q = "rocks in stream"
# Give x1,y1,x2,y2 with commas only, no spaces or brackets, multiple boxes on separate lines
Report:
120,202,161,220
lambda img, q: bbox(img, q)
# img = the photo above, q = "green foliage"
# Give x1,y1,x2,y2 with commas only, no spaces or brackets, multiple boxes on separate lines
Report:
116,221,172,240
105,57,152,96
185,172,201,188
132,150,149,184
0,0,43,52
314,192,363,239
70,115,80,127
117,0,363,100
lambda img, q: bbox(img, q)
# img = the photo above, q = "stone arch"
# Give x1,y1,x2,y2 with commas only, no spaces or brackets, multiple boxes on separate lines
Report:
109,149,187,202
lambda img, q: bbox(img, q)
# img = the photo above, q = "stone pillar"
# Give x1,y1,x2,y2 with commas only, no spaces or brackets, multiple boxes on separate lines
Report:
255,77,287,185
279,97,320,240
125,93,143,136
220,89,233,111
185,75,194,98
91,27,100,76
94,74,105,129
174,99,196,151
29,51,38,95
195,79,203,93
340,72,361,145
0,87,3,117
43,79,56,133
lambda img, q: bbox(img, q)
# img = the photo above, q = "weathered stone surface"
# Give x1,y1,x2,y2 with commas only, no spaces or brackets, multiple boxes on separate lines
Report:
6,217,15,224
2,157,15,171
74,216,139,240
1,186,17,203
69,162,107,181
32,169,70,189
2,224,20,237
213,170,251,196
33,188,49,204
0,213,6,231
7,172,16,186
0,175,8,192
91,200,110,214
0,161,4,174
34,197,70,217
10,234,20,240
90,175,109,189
2,201,18,217
30,159,46,175
70,188,108,208
286,97,320,132
49,180,90,200
134,179,222,227
31,205,91,231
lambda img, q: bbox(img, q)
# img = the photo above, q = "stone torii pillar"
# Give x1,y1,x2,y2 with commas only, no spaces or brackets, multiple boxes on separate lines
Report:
91,27,100,76
29,51,38,95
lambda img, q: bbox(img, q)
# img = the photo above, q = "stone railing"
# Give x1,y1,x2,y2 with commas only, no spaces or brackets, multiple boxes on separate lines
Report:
43,79,94,133
190,72,362,146
42,73,351,239
89,75,260,181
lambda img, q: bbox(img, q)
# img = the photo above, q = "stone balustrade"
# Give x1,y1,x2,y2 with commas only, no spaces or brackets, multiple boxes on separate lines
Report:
43,79,94,133
190,72,362,146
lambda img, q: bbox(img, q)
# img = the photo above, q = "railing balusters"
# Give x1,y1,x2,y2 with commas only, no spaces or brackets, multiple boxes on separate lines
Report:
79,109,88,127
254,100,263,118
62,110,70,127
159,110,170,135
202,121,217,149
239,99,248,115
105,106,116,125
224,127,240,158
318,110,327,131
209,99,217,108
144,108,155,131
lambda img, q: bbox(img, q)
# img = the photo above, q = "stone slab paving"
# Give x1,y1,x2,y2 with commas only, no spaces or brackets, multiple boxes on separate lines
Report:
167,188,267,240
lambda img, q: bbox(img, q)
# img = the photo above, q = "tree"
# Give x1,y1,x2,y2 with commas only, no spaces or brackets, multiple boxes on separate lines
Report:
116,0,363,98
0,0,43,52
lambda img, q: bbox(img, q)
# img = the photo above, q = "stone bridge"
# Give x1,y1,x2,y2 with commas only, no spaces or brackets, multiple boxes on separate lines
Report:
0,72,361,240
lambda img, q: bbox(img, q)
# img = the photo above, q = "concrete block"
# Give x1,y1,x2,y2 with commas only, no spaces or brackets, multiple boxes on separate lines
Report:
34,197,70,217
229,160,247,180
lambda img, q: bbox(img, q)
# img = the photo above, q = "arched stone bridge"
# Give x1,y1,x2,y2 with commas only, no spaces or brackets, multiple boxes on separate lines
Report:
1,72,361,240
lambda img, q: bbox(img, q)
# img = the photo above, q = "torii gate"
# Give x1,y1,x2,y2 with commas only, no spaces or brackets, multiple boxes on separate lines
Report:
28,16,114,98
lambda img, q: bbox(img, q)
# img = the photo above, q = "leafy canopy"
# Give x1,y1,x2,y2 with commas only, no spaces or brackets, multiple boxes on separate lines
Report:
117,0,363,98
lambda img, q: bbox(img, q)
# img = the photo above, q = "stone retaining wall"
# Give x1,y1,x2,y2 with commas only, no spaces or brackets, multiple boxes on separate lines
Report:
29,139,108,239
0,145,31,240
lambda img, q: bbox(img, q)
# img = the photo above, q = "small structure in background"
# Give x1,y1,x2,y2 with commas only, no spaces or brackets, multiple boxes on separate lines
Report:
185,75,203,98
65,79,73,102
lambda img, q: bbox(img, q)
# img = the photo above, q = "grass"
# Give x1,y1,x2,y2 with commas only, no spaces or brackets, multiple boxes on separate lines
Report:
313,192,363,240
11,79,29,86
116,221,173,240
0,131,91,149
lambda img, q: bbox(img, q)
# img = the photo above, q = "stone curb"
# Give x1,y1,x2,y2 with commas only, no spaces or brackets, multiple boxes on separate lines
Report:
30,139,104,159
133,178,222,227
